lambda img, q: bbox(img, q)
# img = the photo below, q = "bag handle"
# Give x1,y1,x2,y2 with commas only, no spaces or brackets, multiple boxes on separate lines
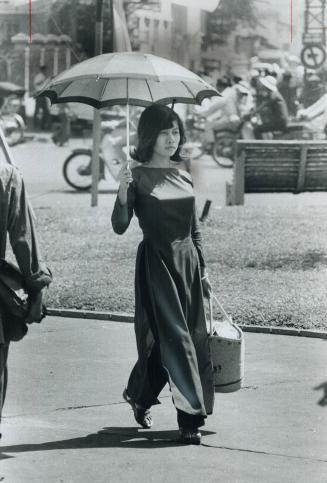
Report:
209,293,233,336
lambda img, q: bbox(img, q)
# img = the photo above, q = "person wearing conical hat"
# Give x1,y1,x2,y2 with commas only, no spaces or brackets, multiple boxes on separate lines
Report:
254,75,289,139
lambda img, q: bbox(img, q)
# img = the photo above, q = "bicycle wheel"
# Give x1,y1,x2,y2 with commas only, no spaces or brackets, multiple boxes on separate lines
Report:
63,150,104,191
212,131,236,168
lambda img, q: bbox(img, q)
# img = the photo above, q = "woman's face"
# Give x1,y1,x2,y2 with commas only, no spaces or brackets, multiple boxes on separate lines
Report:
153,120,180,158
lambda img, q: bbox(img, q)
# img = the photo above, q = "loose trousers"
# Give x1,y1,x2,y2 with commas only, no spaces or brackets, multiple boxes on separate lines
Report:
0,343,9,424
127,342,205,429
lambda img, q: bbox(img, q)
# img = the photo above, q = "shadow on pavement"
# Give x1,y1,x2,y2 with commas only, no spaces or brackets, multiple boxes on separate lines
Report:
0,426,216,458
314,380,327,407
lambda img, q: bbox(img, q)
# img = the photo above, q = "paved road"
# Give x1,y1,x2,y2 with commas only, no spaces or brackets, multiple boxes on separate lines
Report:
1,316,327,483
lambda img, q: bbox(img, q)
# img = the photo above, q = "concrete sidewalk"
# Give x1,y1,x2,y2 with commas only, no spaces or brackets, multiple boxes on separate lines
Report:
1,316,326,483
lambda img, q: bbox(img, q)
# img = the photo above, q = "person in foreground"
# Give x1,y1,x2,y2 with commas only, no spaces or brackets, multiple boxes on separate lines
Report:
111,104,214,445
0,163,52,438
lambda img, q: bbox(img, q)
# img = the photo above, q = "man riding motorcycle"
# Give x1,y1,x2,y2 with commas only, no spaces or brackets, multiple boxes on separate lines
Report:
202,80,254,136
253,76,289,139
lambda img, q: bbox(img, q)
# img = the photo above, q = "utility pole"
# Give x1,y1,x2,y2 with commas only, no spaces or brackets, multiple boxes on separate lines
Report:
303,0,326,45
91,0,104,207
109,0,114,53
300,0,327,74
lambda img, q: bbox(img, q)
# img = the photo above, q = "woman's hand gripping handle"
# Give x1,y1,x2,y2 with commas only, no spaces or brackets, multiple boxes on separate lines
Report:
118,163,133,206
201,270,212,299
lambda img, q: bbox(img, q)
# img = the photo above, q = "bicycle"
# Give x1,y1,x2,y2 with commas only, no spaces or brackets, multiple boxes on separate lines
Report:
185,114,237,168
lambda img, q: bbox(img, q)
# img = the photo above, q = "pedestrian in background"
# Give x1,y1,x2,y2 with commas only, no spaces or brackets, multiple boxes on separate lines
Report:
33,65,51,131
278,71,298,117
52,103,71,146
111,104,214,445
0,163,52,438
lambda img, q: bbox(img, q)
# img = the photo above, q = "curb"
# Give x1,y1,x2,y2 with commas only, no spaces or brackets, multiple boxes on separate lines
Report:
47,308,133,323
47,308,327,340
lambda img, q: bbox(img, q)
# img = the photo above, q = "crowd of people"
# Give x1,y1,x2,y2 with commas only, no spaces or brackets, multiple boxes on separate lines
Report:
196,64,327,141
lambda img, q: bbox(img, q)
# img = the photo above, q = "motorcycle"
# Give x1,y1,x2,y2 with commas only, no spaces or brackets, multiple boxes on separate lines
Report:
0,82,26,147
210,114,315,168
185,113,255,168
184,115,210,158
211,114,255,168
62,117,137,191
0,112,25,147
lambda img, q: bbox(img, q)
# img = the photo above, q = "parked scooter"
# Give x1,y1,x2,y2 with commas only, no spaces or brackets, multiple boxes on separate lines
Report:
0,82,26,146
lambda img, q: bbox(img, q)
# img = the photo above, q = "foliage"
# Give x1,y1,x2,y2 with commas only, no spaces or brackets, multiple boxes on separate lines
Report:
203,0,258,49
49,0,114,58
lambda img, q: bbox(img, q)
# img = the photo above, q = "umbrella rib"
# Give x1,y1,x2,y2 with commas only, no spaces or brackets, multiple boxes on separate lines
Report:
181,81,196,98
145,80,154,102
46,80,74,102
99,78,108,104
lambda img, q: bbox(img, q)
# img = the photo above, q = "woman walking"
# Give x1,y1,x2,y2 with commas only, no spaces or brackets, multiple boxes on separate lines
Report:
111,104,213,445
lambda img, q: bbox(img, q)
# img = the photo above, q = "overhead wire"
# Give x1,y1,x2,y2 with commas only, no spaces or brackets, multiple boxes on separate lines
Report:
49,14,82,63
28,0,83,63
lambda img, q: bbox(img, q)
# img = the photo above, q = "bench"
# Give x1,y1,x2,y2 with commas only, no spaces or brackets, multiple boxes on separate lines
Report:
226,140,327,205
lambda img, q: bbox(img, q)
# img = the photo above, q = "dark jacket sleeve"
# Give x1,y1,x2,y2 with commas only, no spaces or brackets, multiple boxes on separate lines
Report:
111,181,136,235
7,168,52,294
273,92,288,126
191,205,206,274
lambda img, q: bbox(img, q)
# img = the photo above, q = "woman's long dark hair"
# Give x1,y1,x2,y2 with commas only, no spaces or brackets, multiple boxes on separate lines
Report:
131,104,186,163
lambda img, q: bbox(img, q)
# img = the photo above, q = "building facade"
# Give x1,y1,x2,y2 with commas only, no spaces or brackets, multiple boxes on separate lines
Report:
201,0,306,79
124,0,220,73
0,0,72,91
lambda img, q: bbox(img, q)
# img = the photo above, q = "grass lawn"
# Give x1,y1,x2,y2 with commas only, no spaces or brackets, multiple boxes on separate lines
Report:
33,198,327,331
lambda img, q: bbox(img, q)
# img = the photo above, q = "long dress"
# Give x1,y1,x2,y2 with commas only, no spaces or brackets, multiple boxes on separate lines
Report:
111,166,214,419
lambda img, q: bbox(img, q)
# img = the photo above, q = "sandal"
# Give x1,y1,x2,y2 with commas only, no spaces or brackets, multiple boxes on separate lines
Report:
123,388,153,429
178,427,202,445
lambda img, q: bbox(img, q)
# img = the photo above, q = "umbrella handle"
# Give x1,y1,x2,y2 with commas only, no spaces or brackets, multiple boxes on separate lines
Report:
126,102,130,167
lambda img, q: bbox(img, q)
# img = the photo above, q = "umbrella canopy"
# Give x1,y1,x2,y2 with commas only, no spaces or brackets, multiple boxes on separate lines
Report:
39,52,221,108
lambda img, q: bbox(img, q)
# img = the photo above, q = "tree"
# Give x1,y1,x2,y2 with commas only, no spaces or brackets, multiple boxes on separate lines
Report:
203,0,258,49
49,0,114,58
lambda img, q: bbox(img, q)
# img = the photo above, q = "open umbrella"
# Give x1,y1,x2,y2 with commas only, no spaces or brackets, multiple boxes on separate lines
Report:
40,52,220,108
39,52,221,204
40,52,220,152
